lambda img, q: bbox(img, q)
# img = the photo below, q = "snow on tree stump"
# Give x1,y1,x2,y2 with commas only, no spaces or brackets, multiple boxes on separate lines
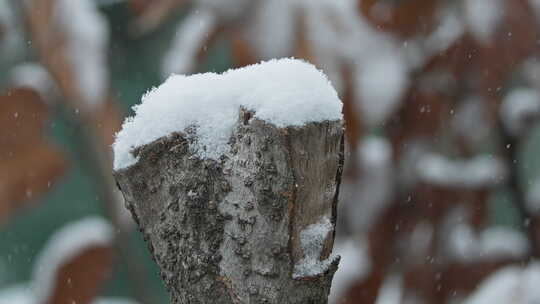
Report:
113,59,344,304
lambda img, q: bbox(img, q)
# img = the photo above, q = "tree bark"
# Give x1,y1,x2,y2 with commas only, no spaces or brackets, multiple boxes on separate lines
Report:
114,110,344,304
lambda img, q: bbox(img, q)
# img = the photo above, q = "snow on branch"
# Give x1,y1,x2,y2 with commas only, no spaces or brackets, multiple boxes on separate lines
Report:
416,153,508,189
9,63,56,101
448,224,529,262
162,9,217,77
500,88,540,136
464,0,504,43
32,217,113,302
53,0,110,108
464,263,540,304
329,238,371,304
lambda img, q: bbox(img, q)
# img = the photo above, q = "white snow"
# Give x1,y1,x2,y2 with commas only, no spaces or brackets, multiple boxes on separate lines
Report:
500,88,540,136
0,0,12,46
32,217,113,302
340,136,394,233
526,177,540,214
355,55,408,127
452,97,491,146
324,0,410,127
0,285,33,304
522,59,540,88
464,0,504,43
329,238,371,304
448,224,529,262
162,9,216,77
480,227,529,259
114,58,343,170
9,63,56,101
160,0,409,128
299,0,355,93
0,0,24,58
248,0,411,127
245,0,295,61
375,275,403,304
448,223,477,260
407,221,434,261
464,263,540,304
416,153,507,188
54,0,110,109
0,0,11,38
396,139,431,189
359,136,392,167
424,8,464,55
530,0,540,20
293,216,339,278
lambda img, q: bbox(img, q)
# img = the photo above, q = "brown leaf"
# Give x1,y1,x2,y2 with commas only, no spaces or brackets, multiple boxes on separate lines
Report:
342,270,384,304
131,0,188,35
43,245,113,304
437,259,523,300
32,218,115,304
527,217,540,258
423,0,539,120
128,0,153,15
387,87,450,157
0,88,66,223
0,145,66,223
423,36,473,80
22,0,125,163
475,0,539,102
88,98,123,149
230,30,258,68
293,11,315,63
0,88,47,151
359,0,439,37
23,0,110,115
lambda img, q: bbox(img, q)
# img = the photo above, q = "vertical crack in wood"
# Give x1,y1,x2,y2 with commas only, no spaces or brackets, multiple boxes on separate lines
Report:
331,132,345,242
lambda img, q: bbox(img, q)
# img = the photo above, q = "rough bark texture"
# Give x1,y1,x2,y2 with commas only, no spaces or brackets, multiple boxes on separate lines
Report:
114,110,344,304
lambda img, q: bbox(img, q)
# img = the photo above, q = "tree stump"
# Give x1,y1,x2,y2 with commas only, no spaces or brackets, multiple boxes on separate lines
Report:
114,109,344,304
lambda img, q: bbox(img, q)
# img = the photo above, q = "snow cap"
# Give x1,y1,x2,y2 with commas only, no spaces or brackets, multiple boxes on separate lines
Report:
113,58,343,170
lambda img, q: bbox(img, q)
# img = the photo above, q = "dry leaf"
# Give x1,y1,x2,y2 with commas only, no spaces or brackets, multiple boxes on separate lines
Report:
33,217,114,304
23,0,110,115
131,0,187,35
0,88,47,150
44,245,113,304
359,0,439,37
88,98,123,149
0,88,66,223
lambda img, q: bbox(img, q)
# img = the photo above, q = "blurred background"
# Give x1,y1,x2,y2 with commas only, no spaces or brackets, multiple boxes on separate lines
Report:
1,0,540,303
